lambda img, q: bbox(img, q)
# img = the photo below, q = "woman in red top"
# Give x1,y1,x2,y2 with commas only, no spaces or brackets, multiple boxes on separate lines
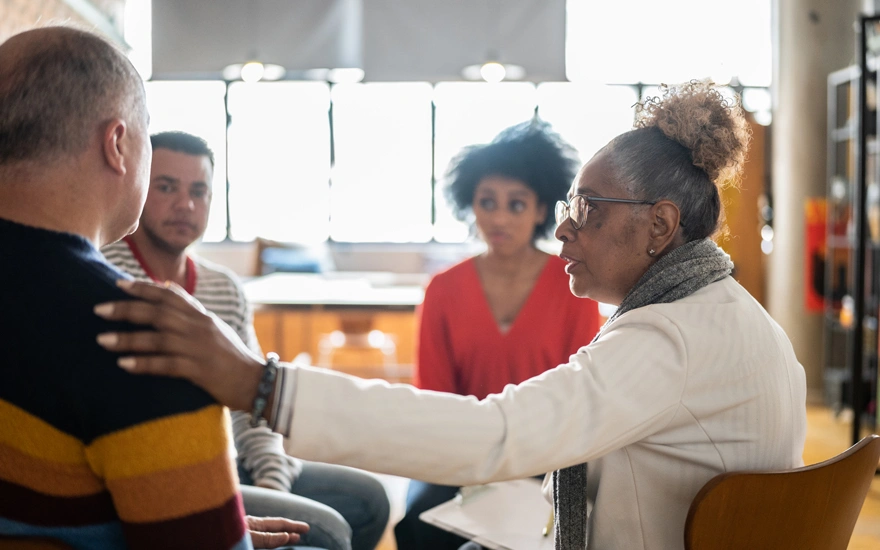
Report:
395,120,602,550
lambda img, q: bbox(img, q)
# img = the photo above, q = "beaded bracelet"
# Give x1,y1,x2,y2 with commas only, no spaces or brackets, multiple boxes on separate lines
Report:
250,352,279,428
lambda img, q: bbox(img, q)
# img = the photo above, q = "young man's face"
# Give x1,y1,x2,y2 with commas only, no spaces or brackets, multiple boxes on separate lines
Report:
138,148,213,255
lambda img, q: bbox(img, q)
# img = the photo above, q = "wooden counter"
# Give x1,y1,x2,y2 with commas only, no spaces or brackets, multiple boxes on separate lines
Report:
243,272,425,381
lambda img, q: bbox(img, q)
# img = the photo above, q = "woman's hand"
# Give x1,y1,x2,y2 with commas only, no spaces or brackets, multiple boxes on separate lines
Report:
94,279,266,411
246,515,309,548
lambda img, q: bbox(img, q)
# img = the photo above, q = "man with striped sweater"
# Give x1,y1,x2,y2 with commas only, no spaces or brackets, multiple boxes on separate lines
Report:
102,131,390,550
0,27,307,549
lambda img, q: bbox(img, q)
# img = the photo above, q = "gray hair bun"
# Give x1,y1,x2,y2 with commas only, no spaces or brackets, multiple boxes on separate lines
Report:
635,80,751,188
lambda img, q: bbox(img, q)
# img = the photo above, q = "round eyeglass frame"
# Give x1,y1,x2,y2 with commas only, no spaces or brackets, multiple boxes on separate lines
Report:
555,195,657,230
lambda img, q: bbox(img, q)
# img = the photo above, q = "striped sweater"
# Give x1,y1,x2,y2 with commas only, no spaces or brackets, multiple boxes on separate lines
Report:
0,217,251,550
101,239,301,492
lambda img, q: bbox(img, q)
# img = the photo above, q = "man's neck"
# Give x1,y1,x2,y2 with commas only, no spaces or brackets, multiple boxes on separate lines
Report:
0,165,110,246
126,231,189,287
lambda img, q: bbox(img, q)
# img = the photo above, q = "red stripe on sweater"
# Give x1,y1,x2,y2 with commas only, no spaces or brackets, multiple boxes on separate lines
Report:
121,492,247,550
0,478,117,526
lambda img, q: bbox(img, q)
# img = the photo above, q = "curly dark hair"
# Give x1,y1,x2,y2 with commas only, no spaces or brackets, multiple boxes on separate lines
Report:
604,80,751,241
444,119,580,240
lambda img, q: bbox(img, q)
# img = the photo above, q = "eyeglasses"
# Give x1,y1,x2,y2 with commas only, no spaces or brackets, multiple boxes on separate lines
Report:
555,195,657,230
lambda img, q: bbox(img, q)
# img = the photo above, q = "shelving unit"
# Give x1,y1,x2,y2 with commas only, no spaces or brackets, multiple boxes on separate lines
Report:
824,15,880,445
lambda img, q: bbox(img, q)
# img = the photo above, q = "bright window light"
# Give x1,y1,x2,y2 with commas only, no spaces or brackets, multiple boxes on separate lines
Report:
566,0,771,86
537,83,638,165
330,83,434,243
123,0,152,80
227,82,331,243
144,81,228,242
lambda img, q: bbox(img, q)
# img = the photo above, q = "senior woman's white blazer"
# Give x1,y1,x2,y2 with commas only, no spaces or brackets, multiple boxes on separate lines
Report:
275,276,807,550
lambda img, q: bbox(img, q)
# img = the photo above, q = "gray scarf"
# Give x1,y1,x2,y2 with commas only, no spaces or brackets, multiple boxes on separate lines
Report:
552,238,733,549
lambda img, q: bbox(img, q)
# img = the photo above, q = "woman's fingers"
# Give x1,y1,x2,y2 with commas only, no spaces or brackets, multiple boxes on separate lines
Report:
97,330,192,356
94,299,197,333
116,279,207,314
115,354,201,380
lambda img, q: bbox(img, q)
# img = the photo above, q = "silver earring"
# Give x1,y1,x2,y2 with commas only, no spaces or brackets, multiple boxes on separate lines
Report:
649,249,655,256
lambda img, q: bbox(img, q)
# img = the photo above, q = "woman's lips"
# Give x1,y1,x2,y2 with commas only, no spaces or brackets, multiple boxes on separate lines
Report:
560,253,580,274
486,231,509,244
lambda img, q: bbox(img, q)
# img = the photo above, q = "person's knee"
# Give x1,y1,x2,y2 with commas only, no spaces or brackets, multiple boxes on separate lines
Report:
241,485,352,550
360,475,391,521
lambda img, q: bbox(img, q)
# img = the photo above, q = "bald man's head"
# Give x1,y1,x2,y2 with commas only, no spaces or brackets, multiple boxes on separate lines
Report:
0,26,147,167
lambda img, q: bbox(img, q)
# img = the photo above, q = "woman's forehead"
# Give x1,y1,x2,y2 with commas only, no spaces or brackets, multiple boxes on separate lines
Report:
571,154,615,196
476,175,536,196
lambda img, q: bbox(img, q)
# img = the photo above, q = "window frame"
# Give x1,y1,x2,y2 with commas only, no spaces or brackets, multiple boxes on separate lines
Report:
145,79,768,244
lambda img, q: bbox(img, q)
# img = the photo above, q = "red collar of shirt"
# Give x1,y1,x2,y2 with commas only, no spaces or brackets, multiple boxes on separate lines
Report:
122,236,197,296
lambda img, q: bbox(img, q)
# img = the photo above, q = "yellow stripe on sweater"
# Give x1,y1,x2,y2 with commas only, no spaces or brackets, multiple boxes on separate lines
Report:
0,441,104,497
0,399,86,465
107,451,239,523
85,404,229,480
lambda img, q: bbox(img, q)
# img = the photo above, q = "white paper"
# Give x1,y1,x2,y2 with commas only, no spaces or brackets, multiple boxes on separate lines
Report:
419,478,556,550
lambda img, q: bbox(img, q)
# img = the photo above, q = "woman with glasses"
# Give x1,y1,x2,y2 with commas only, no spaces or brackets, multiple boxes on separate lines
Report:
394,121,601,550
96,81,807,550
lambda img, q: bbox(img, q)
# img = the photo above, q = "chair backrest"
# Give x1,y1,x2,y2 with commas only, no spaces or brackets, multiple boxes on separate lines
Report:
684,434,880,550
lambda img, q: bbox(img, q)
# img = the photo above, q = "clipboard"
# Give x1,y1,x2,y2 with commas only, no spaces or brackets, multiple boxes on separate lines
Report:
418,478,555,550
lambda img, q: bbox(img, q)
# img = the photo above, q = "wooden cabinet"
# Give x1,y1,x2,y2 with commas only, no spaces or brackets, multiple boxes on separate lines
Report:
252,308,307,361
252,306,416,383
245,272,424,383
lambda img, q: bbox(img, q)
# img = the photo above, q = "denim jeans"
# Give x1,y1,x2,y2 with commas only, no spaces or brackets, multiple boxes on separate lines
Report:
240,461,390,550
394,481,468,550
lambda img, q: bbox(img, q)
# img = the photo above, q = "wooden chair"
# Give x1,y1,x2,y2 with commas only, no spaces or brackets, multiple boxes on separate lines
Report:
684,434,880,550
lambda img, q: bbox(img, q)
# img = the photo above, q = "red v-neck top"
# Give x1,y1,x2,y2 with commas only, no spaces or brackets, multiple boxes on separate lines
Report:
122,236,197,295
413,255,601,400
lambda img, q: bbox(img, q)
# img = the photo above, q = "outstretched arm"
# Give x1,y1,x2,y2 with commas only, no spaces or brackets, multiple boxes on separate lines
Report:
95,279,688,488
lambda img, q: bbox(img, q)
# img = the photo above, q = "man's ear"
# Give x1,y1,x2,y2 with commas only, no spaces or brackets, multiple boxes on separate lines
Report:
101,118,127,176
648,200,682,254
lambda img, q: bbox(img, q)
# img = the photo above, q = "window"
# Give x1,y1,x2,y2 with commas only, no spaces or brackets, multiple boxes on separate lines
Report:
227,82,331,243
144,78,768,244
537,83,638,165
330,83,434,242
136,1,771,246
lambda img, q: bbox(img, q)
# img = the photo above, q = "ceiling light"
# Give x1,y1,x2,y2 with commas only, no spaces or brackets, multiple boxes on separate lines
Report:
240,61,264,83
480,62,506,83
327,67,365,84
461,61,526,83
222,61,286,82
